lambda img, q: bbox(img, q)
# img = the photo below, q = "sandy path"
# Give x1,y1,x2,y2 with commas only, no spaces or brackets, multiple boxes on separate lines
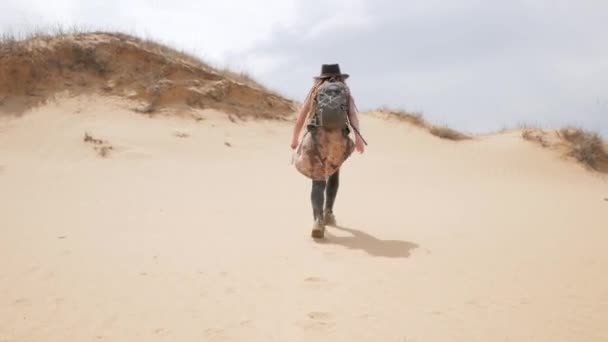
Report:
1,96,607,341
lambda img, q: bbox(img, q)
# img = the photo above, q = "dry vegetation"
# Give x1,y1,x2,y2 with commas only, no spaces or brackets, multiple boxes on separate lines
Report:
375,106,426,127
375,107,472,141
558,127,608,171
428,125,471,141
375,106,607,172
521,128,550,147
83,132,113,158
0,29,295,119
522,126,608,172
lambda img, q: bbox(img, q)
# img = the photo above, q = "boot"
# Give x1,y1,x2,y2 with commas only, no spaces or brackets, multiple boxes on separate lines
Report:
323,210,336,226
311,219,325,239
311,211,325,239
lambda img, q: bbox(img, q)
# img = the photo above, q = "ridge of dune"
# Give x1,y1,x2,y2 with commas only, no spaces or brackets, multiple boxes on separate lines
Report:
0,31,296,119
368,109,608,173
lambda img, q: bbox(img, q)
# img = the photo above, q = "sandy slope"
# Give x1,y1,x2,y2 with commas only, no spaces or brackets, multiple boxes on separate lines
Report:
1,95,607,342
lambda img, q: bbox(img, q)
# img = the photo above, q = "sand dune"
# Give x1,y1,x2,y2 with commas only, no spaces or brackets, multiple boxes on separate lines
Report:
0,32,294,118
2,33,608,342
1,93,607,342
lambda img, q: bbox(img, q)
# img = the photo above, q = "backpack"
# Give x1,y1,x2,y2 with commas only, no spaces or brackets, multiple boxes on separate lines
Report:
312,81,350,129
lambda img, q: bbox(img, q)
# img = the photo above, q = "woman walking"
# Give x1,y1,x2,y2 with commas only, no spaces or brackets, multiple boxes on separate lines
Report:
291,64,366,239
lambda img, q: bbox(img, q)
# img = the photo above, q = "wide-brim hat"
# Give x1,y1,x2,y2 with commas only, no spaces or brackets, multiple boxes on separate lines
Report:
314,63,349,80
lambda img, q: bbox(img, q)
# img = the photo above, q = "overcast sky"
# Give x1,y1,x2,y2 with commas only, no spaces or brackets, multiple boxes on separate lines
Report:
2,0,607,135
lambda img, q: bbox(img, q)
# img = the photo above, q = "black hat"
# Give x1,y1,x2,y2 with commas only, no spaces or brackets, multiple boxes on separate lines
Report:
314,63,349,80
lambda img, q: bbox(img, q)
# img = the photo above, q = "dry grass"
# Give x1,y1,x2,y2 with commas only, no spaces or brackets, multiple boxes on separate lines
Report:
83,132,105,145
376,106,426,127
217,67,269,92
107,33,271,91
558,127,608,171
521,126,608,172
96,145,114,158
376,106,471,141
521,129,550,147
429,125,471,141
83,132,113,158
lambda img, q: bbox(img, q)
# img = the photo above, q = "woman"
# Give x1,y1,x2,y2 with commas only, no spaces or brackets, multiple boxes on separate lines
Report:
290,64,365,238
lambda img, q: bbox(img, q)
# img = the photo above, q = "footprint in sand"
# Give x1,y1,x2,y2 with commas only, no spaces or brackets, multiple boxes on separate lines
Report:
304,276,324,283
154,328,169,335
304,276,331,290
13,298,28,305
204,328,230,340
308,312,332,320
173,131,190,138
296,312,335,332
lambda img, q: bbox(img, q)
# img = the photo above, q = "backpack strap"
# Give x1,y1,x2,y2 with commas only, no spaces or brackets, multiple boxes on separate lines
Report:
344,95,368,146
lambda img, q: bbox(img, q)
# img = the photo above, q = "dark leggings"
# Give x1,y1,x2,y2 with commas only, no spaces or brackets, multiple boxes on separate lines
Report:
311,169,340,220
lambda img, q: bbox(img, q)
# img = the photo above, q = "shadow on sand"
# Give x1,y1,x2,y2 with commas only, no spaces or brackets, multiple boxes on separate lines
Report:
317,225,419,259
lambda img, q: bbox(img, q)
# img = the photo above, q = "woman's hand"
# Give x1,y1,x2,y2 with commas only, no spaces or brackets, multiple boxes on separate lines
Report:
355,136,365,153
291,137,299,150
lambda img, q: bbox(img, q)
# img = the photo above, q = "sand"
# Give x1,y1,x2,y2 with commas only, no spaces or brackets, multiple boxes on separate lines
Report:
1,95,608,341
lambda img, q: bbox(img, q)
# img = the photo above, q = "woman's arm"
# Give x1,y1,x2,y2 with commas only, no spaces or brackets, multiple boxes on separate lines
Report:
347,95,360,133
348,95,365,153
291,96,311,149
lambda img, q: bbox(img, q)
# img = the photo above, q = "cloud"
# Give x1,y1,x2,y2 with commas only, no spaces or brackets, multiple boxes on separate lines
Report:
231,0,608,135
1,0,298,63
0,0,76,32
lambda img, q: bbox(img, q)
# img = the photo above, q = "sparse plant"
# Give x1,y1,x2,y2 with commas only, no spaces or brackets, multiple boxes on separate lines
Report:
558,127,608,170
429,125,471,141
521,129,549,147
83,132,113,157
96,145,113,158
375,107,470,141
377,106,426,127
84,132,104,145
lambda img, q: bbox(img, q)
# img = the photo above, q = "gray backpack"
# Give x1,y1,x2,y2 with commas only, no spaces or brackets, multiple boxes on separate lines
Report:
313,81,349,129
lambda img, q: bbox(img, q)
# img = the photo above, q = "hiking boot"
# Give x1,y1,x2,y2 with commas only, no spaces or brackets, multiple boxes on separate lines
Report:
323,211,336,226
311,218,325,239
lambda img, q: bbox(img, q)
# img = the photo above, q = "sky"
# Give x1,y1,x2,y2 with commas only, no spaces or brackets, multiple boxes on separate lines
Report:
1,0,607,136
